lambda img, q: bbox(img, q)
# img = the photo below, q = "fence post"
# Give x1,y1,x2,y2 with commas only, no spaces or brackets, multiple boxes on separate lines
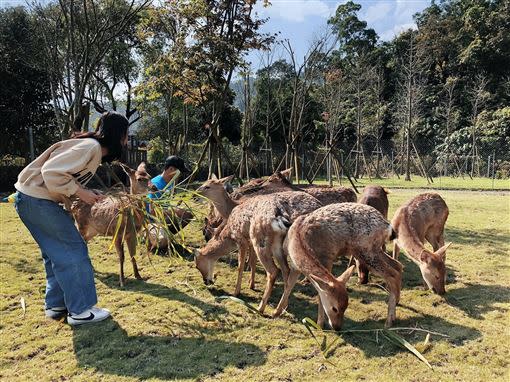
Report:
487,155,491,177
28,127,35,161
492,151,496,190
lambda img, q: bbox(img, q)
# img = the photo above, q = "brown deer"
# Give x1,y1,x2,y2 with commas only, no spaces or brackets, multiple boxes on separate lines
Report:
356,185,391,284
202,168,356,241
71,163,151,286
391,193,451,295
195,174,258,291
194,191,322,305
274,203,402,329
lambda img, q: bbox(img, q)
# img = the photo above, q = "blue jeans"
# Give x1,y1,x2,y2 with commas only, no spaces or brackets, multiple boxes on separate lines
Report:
15,192,97,315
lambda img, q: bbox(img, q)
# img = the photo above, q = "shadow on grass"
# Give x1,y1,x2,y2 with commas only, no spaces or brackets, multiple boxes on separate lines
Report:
331,312,481,359
95,271,227,316
3,257,40,275
445,282,510,319
446,227,508,253
73,319,266,380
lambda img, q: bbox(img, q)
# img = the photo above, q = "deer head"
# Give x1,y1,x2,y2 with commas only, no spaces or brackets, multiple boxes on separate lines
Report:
119,162,151,195
194,248,215,285
418,243,451,295
197,174,234,199
308,265,355,330
264,168,293,185
194,235,236,286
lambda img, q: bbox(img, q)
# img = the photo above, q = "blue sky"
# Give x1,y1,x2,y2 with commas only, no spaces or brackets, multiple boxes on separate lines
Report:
246,0,430,68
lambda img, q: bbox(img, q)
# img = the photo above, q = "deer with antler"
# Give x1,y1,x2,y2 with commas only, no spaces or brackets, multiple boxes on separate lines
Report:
71,163,151,286
274,203,402,329
391,193,451,294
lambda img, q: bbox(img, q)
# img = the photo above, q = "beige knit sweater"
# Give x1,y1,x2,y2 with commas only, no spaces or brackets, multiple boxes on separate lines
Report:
15,138,102,204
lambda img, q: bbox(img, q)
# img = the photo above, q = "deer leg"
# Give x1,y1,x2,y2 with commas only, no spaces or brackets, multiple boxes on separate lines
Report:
253,244,279,314
317,295,326,329
248,247,257,290
367,251,402,327
273,268,300,318
114,237,126,287
234,241,249,296
392,241,400,260
272,235,289,283
125,232,142,280
356,259,370,285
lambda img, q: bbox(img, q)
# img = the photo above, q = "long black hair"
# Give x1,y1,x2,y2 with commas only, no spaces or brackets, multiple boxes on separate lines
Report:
73,111,129,163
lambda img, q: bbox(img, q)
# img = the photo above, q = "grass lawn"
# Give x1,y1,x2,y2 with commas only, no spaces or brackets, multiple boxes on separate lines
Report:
310,175,510,191
1,189,509,381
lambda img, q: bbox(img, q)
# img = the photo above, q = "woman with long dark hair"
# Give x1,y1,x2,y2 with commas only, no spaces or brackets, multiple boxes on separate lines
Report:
14,111,129,325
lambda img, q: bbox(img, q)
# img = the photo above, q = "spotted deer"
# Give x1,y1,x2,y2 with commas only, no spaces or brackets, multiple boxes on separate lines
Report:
202,169,356,241
195,174,258,291
391,193,451,295
71,162,151,286
274,203,402,329
194,191,322,307
356,185,391,284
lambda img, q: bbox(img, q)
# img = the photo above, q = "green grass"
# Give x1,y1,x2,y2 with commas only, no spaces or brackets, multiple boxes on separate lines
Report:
1,189,509,381
309,175,510,190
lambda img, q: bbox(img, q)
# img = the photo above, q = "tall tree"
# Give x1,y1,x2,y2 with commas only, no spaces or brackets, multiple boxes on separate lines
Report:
137,0,274,178
32,0,149,133
0,7,56,160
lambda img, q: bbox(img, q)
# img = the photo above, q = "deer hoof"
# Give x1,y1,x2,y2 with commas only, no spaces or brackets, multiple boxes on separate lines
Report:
385,316,395,328
272,309,283,318
358,276,369,285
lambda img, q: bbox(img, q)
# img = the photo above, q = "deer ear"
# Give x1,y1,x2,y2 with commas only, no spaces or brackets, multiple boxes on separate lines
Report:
280,168,292,179
119,163,135,176
309,274,332,292
434,242,452,260
137,162,147,172
420,251,432,263
219,175,234,184
337,265,356,284
193,248,201,259
211,174,218,180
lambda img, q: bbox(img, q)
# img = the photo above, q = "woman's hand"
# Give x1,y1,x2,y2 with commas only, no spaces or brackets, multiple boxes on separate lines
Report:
75,188,105,205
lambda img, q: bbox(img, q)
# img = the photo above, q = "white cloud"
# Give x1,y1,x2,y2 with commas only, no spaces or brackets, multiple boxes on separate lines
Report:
395,0,427,23
256,0,336,22
379,22,417,41
363,2,394,25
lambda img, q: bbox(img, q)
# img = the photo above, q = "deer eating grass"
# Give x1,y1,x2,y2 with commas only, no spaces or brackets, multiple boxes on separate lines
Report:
276,203,402,329
71,163,151,286
391,193,451,295
194,190,322,307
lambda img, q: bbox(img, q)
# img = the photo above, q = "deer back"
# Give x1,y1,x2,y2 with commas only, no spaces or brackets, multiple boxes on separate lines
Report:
392,193,448,248
359,185,389,218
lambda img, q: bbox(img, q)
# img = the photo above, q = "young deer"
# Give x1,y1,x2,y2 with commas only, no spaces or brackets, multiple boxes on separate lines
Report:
391,193,451,295
275,203,402,329
356,185,391,284
194,191,322,304
71,163,151,286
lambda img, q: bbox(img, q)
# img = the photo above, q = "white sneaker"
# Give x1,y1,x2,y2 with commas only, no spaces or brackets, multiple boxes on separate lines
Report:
67,306,111,325
45,306,67,320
